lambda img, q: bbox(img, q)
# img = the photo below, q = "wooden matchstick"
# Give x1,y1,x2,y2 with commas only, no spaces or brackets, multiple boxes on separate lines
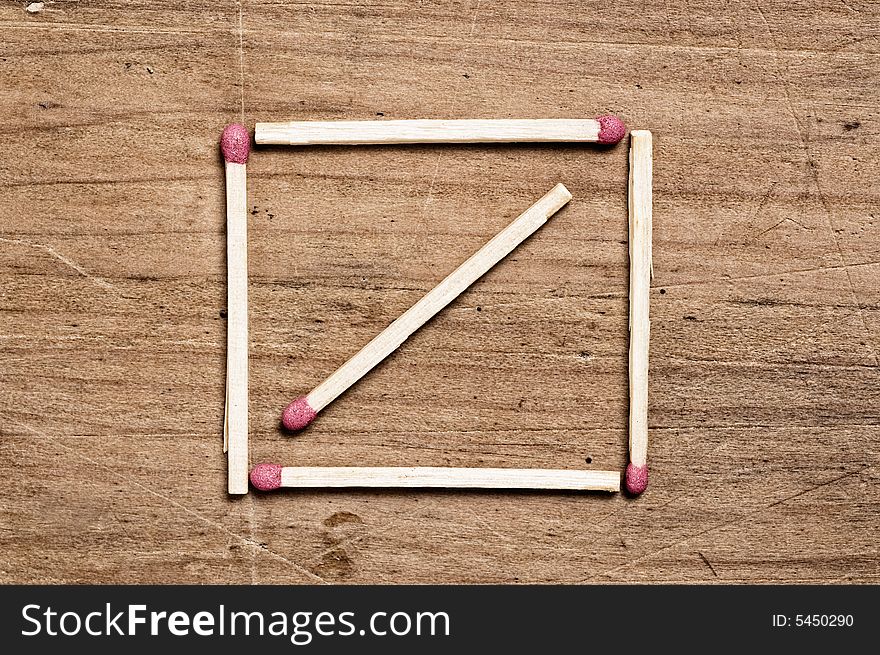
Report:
282,183,573,431
255,116,626,146
250,464,620,492
222,123,251,495
626,130,653,495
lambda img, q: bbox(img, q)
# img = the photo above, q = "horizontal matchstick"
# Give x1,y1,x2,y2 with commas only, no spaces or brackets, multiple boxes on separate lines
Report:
255,116,626,146
250,464,621,492
282,183,572,431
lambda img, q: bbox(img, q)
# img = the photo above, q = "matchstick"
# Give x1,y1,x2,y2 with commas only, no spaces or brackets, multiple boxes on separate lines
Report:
255,116,626,146
250,464,620,492
282,183,573,431
222,123,250,495
626,130,653,495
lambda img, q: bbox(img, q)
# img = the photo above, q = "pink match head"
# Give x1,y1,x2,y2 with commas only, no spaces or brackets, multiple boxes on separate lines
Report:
282,396,317,431
250,463,283,491
625,463,648,495
596,115,627,145
221,123,250,164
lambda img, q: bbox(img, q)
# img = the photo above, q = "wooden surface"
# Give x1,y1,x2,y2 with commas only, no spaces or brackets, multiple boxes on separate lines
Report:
1,0,878,584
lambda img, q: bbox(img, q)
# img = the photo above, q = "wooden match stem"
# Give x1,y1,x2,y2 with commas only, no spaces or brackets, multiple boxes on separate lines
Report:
256,119,603,145
628,131,652,468
277,467,620,492
225,161,249,495
305,183,572,414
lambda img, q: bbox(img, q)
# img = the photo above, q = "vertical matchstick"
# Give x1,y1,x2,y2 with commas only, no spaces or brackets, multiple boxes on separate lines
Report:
282,184,573,431
626,130,652,495
222,124,250,495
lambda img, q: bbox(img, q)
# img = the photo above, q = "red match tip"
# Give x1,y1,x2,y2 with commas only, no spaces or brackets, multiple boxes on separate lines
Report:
625,463,648,495
282,396,317,431
250,463,283,491
221,123,250,163
596,115,627,145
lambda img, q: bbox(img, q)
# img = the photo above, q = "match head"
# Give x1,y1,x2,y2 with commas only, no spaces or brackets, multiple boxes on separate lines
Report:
250,463,283,491
282,395,317,431
221,123,251,164
596,115,627,145
625,463,648,495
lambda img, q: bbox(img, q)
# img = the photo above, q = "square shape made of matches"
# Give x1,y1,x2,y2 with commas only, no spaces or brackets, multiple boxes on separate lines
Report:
220,117,651,497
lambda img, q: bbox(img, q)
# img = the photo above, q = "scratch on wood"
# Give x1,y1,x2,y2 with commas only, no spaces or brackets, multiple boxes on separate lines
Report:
659,259,880,292
751,2,879,367
236,0,245,122
420,0,483,213
698,551,719,577
5,415,327,584
767,468,864,507
0,21,226,36
0,236,120,294
595,467,866,580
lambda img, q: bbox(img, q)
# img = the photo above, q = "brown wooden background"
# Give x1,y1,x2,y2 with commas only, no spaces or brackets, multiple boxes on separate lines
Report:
1,1,878,584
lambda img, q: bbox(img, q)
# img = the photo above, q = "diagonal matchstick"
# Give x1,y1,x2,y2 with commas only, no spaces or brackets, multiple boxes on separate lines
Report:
250,464,620,493
281,183,573,431
255,116,626,146
626,130,653,495
222,123,251,495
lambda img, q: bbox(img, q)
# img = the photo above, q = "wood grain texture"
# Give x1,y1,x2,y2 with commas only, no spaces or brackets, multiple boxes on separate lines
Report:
1,0,878,584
